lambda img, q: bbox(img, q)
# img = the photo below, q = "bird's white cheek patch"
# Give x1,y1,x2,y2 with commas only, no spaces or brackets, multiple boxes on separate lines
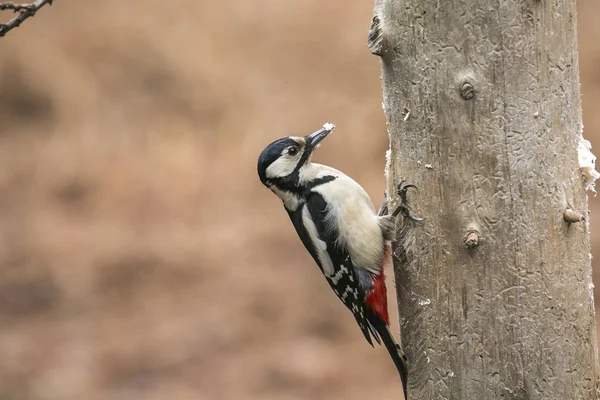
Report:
266,157,295,178
265,151,304,179
302,206,334,276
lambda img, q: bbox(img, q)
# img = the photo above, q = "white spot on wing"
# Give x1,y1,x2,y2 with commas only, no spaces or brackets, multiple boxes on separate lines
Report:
302,205,334,276
330,265,348,285
341,285,353,300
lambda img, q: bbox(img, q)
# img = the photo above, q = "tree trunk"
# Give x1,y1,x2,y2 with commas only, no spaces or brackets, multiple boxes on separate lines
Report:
369,0,600,398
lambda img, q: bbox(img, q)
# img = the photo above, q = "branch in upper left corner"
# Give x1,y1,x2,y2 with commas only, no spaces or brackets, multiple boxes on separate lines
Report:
0,0,53,38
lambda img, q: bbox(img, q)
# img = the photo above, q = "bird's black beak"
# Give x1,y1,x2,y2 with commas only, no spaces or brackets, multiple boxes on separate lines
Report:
305,123,335,151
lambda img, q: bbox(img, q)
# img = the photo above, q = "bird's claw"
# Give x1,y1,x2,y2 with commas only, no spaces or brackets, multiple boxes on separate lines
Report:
397,180,418,201
392,180,423,221
397,204,424,221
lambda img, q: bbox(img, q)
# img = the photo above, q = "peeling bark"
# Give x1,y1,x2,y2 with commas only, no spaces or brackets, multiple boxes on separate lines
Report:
371,0,600,398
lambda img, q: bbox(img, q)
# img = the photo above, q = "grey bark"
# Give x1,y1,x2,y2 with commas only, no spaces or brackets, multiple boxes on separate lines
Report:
369,0,600,399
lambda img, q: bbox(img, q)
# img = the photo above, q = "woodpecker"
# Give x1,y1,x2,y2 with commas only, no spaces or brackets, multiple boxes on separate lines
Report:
257,123,420,398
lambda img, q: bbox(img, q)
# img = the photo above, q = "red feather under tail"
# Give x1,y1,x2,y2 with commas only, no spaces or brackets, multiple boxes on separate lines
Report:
366,243,391,324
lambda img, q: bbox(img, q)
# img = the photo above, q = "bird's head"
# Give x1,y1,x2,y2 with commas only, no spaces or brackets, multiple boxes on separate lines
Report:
257,123,335,187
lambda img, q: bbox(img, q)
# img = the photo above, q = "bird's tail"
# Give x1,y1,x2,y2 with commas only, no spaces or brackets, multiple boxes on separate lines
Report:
371,317,408,399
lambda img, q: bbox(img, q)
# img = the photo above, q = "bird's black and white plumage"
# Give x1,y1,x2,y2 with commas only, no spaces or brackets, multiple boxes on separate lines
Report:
258,123,414,398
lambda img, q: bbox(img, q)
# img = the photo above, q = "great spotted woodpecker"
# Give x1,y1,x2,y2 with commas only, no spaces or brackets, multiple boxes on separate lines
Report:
257,123,420,398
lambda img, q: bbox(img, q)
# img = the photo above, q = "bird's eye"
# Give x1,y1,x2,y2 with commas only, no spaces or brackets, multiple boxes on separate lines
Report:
288,147,299,156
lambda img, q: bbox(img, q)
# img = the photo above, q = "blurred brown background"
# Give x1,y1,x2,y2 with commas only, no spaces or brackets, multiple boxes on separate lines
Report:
0,1,598,399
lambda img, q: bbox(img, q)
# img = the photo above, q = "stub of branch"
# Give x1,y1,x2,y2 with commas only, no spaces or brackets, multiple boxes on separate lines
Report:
563,208,584,223
460,82,475,100
368,15,384,56
463,223,481,249
464,232,479,248
0,0,53,38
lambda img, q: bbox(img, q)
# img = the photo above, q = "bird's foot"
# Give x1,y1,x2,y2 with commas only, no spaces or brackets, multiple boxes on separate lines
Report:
392,180,423,221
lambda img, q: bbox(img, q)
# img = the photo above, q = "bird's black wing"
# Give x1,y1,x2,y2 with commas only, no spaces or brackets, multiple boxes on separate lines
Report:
290,191,377,346
287,190,407,396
